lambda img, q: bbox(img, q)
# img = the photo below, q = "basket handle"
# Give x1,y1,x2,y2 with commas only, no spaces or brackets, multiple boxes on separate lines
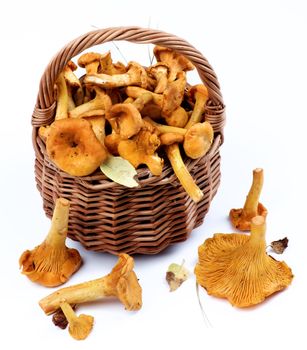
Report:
32,26,225,136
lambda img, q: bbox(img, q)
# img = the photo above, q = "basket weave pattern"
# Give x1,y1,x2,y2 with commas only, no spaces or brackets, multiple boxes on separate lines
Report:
32,27,225,255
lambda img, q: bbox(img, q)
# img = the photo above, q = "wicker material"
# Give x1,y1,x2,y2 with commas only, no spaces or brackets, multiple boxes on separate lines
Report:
32,26,225,255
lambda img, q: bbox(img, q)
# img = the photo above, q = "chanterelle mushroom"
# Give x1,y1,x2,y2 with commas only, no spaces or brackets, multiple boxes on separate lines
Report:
46,118,108,176
84,61,148,89
59,301,94,340
106,93,152,140
185,84,209,129
118,121,163,176
153,46,195,82
39,254,142,314
19,198,82,287
183,121,214,159
195,216,293,307
78,52,102,74
229,168,268,231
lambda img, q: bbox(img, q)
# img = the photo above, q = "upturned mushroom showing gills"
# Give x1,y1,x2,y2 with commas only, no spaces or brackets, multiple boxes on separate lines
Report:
195,216,293,308
230,168,268,231
19,198,82,287
46,118,107,176
184,84,209,129
39,254,142,314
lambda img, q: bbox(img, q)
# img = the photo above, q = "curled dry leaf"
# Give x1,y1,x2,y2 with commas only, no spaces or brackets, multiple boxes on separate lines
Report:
100,155,139,188
166,261,189,292
270,237,289,254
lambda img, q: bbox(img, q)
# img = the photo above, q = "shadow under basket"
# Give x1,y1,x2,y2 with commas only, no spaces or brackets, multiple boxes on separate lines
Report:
32,26,226,255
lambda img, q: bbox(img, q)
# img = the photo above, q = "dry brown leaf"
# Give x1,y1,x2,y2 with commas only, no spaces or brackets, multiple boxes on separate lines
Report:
270,237,289,254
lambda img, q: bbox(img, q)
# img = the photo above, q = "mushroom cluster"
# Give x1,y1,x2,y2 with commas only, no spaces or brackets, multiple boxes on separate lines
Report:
39,46,214,202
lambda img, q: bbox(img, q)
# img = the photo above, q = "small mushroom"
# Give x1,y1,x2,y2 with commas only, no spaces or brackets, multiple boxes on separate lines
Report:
106,93,152,140
161,71,186,119
98,51,126,75
63,61,83,109
148,62,170,93
183,121,214,159
84,61,148,89
195,216,294,307
118,121,163,176
153,46,195,82
39,253,142,314
69,87,112,119
78,52,102,74
185,84,209,129
54,73,69,120
165,144,203,203
229,168,268,231
19,198,82,287
46,118,107,176
59,301,94,340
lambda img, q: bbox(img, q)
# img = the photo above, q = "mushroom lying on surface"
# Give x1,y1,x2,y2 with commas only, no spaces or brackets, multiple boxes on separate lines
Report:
39,253,142,314
59,301,94,340
153,46,195,82
229,168,268,231
46,118,107,176
195,216,293,307
84,61,148,89
118,121,163,176
19,198,82,287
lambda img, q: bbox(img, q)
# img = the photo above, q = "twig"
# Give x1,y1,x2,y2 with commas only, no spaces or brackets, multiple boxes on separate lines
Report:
196,282,213,328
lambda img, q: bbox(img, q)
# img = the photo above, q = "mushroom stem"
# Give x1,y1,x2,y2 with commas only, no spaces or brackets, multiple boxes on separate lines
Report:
185,89,208,129
243,168,264,219
249,216,267,249
144,117,186,135
45,198,70,248
126,87,163,107
165,144,203,203
41,277,111,314
132,93,153,111
39,254,142,314
69,88,111,118
55,74,69,120
59,301,94,340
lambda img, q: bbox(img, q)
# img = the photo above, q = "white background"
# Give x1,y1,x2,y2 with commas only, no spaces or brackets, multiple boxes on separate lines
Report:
1,0,307,349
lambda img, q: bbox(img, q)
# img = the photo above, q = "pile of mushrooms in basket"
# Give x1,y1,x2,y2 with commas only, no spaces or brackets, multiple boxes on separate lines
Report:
39,46,213,202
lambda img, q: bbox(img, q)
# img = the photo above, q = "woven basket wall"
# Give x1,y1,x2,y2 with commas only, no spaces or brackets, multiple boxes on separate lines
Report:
32,26,225,255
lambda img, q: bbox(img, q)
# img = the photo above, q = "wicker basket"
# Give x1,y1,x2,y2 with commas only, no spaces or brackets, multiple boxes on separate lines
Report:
32,26,225,255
